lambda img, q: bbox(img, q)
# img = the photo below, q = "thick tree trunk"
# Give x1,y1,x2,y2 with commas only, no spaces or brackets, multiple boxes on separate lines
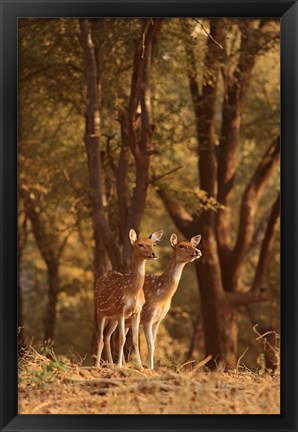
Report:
195,210,239,369
194,263,222,368
216,293,238,369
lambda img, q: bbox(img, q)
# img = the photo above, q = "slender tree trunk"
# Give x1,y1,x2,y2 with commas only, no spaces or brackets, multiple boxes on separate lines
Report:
121,19,161,268
79,18,122,273
20,188,69,344
18,282,24,348
44,261,59,341
18,213,27,350
188,315,203,360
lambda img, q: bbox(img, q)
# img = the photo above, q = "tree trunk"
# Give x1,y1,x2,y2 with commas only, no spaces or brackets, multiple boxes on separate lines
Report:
18,282,24,348
188,314,203,361
79,18,122,273
195,211,237,369
20,188,69,344
44,261,59,341
18,212,27,350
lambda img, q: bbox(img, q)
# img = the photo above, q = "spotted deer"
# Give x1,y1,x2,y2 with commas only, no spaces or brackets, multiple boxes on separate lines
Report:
95,229,163,368
142,233,202,369
105,233,202,369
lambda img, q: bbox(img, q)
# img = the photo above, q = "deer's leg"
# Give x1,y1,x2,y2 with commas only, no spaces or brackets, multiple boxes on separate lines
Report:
104,320,118,366
117,315,126,368
152,320,161,343
143,321,154,370
122,327,130,366
95,316,106,367
131,313,142,367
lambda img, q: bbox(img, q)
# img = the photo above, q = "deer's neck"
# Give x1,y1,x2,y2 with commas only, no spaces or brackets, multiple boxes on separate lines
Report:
158,257,186,300
129,257,146,295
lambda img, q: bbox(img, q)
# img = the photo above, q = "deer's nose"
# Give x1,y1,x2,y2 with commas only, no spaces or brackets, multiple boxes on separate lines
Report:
151,252,158,258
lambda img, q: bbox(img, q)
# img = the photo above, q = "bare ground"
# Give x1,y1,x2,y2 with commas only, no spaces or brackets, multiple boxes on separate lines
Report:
18,349,280,414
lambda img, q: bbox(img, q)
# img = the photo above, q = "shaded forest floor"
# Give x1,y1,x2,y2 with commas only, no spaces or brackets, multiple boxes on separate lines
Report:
18,347,280,414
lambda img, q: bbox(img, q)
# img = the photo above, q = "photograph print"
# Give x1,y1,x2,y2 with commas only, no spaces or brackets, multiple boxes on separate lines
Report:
18,17,280,414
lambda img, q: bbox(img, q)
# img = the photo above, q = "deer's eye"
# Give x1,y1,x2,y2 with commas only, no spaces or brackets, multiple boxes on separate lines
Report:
139,243,144,248
179,244,185,249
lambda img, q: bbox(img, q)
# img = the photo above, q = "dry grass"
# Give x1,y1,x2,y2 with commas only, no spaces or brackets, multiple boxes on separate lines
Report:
18,345,280,415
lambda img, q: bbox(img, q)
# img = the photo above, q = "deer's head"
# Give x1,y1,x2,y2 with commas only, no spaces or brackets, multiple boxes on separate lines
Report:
170,233,202,263
129,229,164,260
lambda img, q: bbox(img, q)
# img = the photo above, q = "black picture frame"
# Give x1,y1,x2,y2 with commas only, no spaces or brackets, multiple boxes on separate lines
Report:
0,1,297,431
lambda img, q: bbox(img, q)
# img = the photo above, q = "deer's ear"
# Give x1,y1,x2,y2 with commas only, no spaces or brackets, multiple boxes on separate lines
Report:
170,233,178,247
129,229,138,244
149,229,164,243
190,235,201,247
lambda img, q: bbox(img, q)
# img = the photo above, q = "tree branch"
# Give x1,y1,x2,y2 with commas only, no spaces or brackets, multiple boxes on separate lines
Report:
57,225,77,261
149,164,183,185
227,289,269,308
232,136,280,286
126,20,159,159
157,186,194,237
192,18,224,50
252,192,280,292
